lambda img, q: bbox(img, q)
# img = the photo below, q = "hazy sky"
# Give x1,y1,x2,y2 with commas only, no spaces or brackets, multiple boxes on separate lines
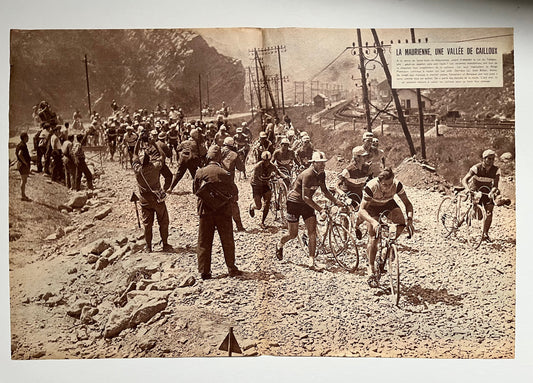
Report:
198,27,513,83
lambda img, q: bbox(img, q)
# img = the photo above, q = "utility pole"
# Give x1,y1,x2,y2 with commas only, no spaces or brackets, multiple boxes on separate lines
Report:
206,73,210,107
198,74,202,120
276,45,286,115
255,49,277,117
411,28,427,159
371,29,416,156
84,54,92,117
248,67,255,120
356,29,372,132
253,53,263,111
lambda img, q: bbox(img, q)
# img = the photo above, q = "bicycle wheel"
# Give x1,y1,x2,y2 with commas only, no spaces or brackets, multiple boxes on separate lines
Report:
466,203,486,249
437,196,457,237
269,181,279,218
329,220,359,272
387,244,400,306
278,181,288,227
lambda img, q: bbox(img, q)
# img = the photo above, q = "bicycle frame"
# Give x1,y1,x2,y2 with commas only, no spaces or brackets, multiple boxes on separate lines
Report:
437,186,490,249
375,210,411,305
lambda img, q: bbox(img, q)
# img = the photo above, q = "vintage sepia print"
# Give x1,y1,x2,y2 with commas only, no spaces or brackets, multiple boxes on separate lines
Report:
8,28,515,359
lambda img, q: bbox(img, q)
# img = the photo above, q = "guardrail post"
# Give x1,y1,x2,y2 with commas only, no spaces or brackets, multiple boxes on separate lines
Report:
381,120,384,135
333,118,336,130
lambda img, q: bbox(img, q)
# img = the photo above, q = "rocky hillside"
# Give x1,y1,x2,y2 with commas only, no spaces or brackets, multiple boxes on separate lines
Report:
9,29,246,131
427,52,515,120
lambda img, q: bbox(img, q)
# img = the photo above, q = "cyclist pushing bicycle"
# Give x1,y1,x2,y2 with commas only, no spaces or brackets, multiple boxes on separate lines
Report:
358,167,414,288
275,151,344,268
461,149,501,243
336,145,372,240
249,151,289,228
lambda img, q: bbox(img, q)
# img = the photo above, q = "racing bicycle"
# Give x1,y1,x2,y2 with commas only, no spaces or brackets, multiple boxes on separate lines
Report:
437,185,491,249
374,210,413,306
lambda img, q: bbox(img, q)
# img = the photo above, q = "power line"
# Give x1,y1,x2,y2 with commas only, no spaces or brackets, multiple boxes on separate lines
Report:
310,47,350,81
446,33,514,44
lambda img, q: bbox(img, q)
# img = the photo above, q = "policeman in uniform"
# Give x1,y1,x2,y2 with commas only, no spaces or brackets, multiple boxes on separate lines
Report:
193,145,242,280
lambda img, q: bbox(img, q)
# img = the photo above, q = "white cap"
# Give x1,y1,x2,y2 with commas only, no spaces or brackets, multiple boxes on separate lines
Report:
310,151,327,162
352,146,367,157
482,149,496,158
223,137,235,146
363,131,374,140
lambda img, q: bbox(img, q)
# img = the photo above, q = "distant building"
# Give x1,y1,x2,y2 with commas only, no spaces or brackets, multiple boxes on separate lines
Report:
397,89,432,112
313,93,328,109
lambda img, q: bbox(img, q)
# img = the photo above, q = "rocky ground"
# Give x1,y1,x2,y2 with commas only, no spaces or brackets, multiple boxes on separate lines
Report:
8,152,516,359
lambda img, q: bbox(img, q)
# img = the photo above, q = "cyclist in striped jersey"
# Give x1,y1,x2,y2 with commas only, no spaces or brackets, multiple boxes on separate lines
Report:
359,167,414,287
461,149,501,242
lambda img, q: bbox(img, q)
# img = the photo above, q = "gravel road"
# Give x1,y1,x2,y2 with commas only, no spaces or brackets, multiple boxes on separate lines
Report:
9,157,516,359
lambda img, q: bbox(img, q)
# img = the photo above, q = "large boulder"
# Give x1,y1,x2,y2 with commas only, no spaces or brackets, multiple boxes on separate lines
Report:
81,239,112,256
93,207,112,220
104,291,170,338
67,192,88,209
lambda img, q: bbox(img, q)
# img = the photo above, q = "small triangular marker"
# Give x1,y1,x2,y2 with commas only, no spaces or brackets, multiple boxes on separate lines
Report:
219,327,242,356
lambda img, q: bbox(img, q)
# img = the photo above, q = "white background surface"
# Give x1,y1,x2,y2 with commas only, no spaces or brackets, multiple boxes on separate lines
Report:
1,1,532,382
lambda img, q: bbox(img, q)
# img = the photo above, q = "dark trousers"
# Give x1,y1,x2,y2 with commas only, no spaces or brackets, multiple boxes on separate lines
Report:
170,158,200,190
197,213,236,275
75,158,94,190
63,157,76,189
141,200,170,248
50,150,64,182
36,146,46,172
160,163,173,191
44,145,52,174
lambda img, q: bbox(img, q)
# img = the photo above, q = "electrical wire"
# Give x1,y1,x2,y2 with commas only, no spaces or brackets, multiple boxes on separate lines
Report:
310,47,350,81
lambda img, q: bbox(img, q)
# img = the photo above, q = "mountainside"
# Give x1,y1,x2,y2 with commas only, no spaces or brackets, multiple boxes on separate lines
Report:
9,29,246,131
426,52,515,120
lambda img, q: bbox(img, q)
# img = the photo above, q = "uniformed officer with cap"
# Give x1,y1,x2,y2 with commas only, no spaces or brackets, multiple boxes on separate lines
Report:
193,145,242,280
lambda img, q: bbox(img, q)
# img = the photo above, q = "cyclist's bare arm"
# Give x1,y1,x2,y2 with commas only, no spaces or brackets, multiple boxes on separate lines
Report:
462,170,475,191
358,199,379,232
397,192,414,231
302,185,323,213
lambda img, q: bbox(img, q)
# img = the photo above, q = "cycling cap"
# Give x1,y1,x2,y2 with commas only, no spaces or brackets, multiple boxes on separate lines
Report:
352,146,367,157
310,151,327,162
483,149,496,158
236,127,243,133
259,131,267,138
223,137,235,146
190,129,200,139
206,145,221,161
302,135,311,142
150,129,158,136
220,125,227,130
261,151,272,160
281,138,290,145
363,131,374,140
242,122,247,127
126,126,134,130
